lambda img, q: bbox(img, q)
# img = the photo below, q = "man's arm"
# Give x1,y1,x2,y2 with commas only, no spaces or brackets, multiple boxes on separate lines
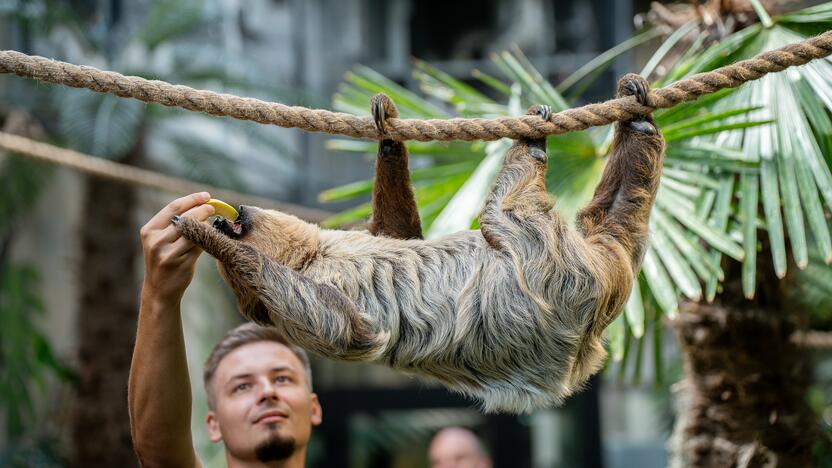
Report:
129,192,215,467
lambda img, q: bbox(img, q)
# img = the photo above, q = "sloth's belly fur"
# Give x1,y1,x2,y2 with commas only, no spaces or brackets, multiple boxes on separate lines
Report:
300,229,604,412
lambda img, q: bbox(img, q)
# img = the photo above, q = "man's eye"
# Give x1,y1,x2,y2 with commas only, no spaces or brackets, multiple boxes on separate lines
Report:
275,376,289,383
234,383,250,392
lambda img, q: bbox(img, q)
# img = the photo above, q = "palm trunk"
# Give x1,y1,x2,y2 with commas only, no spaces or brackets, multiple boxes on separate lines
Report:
670,243,816,468
72,143,142,467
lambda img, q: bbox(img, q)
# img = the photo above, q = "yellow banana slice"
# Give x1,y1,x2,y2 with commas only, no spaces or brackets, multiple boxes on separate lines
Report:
206,199,239,221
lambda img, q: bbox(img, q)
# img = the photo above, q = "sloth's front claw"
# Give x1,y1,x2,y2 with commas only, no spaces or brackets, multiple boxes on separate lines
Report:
172,216,208,245
523,104,551,158
173,216,238,263
371,93,399,137
526,104,552,121
616,74,657,135
533,104,552,121
616,73,651,104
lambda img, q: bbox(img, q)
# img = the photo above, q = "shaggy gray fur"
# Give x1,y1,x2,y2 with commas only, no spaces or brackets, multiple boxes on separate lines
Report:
173,75,665,413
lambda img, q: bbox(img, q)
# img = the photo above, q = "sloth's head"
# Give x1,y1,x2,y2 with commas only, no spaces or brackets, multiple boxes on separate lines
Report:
212,205,319,270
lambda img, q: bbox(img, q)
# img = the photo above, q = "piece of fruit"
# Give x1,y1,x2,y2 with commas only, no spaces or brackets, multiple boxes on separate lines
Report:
206,199,239,221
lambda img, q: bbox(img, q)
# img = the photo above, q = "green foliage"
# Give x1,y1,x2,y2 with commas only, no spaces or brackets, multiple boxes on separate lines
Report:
0,156,51,227
136,0,206,51
0,150,71,441
667,23,832,300
0,435,66,467
791,249,832,328
0,0,79,36
557,29,662,96
0,262,73,438
15,0,301,188
56,91,145,159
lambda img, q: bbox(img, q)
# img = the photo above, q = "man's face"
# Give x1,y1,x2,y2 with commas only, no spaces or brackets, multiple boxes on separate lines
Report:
206,341,322,463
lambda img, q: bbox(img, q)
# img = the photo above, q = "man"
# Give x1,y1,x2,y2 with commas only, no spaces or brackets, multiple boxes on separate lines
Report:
428,427,492,468
129,192,322,467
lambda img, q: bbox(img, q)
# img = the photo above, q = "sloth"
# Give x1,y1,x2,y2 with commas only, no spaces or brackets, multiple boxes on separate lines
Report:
172,74,665,413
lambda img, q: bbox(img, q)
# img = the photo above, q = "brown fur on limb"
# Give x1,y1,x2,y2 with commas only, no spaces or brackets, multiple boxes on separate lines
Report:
367,93,422,240
173,74,665,413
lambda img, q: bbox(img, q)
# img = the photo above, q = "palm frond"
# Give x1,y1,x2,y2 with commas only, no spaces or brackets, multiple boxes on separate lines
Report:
557,28,662,95
55,89,145,159
135,0,206,51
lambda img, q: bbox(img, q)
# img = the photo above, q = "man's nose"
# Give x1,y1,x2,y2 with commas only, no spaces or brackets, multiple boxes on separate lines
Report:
258,380,280,402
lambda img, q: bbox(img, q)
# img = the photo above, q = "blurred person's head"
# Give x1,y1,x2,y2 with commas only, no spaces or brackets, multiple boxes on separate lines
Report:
203,323,321,466
428,427,492,468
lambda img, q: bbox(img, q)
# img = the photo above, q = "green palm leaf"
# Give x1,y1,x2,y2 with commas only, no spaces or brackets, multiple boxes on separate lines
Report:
427,138,512,238
56,90,145,159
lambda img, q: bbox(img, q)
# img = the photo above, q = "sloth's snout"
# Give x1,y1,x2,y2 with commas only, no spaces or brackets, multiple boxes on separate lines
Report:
212,217,243,238
212,206,250,238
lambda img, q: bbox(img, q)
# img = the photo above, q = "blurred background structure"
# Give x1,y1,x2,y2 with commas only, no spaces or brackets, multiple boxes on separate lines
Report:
1,0,831,467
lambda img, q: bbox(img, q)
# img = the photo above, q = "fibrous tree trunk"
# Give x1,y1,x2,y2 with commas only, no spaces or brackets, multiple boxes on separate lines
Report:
671,303,815,467
72,144,142,467
670,243,817,468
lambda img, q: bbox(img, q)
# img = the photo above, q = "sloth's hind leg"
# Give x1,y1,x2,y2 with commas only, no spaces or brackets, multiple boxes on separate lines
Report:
367,93,423,240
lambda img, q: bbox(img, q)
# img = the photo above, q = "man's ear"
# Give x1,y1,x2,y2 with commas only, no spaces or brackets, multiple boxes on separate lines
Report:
310,393,322,426
206,410,223,442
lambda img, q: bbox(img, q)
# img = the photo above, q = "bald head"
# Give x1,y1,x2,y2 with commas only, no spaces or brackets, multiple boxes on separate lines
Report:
428,427,492,468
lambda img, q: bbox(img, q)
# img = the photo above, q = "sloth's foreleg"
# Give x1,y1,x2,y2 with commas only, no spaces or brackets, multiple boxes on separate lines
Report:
367,93,423,240
172,215,250,266
172,216,380,360
480,105,559,251
574,74,665,330
252,260,382,360
576,74,665,271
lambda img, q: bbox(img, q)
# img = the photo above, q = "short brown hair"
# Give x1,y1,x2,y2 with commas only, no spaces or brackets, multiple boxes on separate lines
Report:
203,323,313,409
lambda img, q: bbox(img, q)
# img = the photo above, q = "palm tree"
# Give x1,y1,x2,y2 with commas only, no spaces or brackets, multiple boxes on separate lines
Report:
649,4,832,466
321,2,832,465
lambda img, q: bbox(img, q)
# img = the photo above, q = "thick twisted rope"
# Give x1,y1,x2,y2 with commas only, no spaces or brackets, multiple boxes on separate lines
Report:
1,30,831,141
0,131,331,222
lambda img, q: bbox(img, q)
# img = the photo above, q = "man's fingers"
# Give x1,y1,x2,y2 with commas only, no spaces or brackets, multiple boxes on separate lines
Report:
176,243,203,263
156,223,184,245
168,236,200,259
145,192,211,231
180,203,216,222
